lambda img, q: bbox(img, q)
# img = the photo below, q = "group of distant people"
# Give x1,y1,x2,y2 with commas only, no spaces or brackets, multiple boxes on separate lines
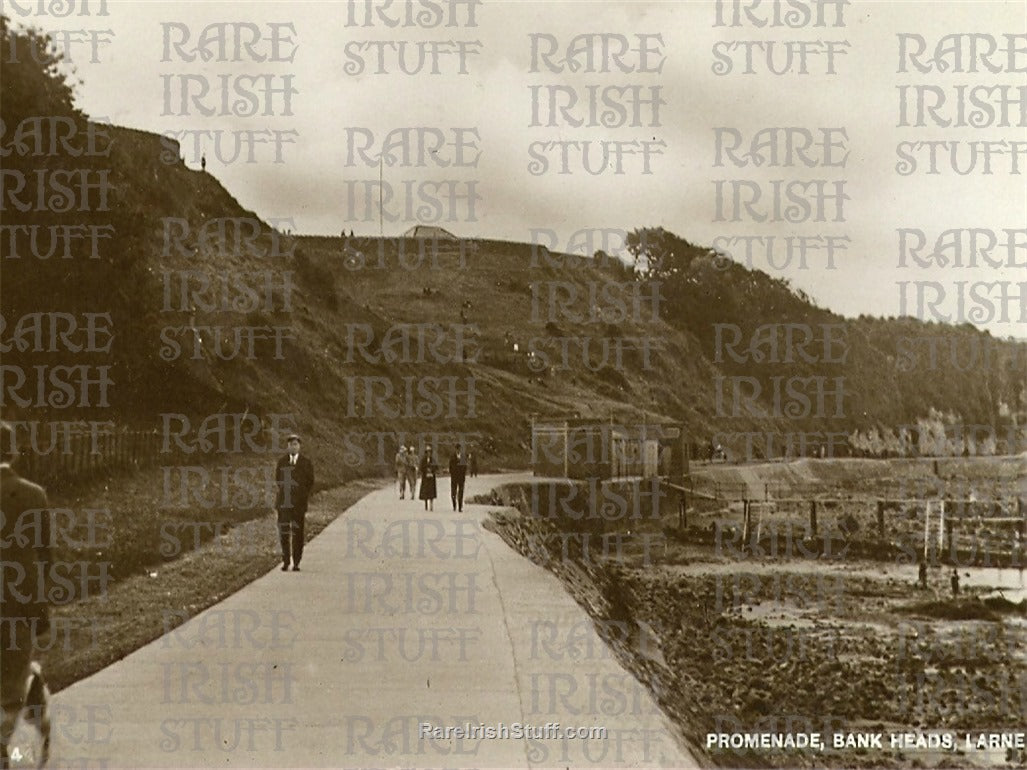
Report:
269,435,487,572
270,437,481,572
395,445,477,511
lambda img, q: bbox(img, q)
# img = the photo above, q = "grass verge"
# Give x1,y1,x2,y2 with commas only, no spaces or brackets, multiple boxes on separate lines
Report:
41,478,385,693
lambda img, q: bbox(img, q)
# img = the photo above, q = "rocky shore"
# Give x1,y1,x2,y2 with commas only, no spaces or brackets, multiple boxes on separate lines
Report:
482,481,1027,770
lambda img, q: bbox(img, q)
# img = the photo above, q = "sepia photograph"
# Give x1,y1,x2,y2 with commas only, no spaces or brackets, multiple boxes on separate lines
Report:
1,0,1025,767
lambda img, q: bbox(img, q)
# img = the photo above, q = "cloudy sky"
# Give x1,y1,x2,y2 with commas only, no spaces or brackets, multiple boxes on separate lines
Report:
12,0,1026,337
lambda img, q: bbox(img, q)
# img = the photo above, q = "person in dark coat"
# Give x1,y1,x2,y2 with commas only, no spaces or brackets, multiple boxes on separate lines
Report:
449,445,467,512
467,451,478,478
418,447,438,511
1,421,53,763
274,434,314,571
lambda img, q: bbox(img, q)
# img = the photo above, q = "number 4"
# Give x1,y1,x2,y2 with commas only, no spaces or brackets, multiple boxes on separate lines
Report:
9,746,34,762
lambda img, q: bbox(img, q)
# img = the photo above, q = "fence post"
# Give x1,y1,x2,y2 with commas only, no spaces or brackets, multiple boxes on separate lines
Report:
877,499,885,539
809,499,817,537
742,499,750,550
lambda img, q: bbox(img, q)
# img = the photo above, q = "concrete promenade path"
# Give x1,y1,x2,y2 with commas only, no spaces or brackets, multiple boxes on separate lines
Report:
48,473,701,769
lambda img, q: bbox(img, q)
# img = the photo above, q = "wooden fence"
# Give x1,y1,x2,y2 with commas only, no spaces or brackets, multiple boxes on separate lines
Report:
668,477,1026,561
15,425,165,490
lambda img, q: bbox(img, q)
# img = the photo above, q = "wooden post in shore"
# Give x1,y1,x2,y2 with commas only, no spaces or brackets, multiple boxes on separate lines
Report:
563,420,569,480
809,499,818,537
877,499,886,539
742,499,751,549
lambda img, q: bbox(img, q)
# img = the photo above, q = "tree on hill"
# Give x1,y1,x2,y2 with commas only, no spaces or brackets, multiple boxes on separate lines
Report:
626,227,708,280
1,15,83,129
625,226,824,340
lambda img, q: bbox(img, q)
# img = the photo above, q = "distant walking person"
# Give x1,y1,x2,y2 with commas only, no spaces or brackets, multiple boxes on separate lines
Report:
201,154,206,172
950,568,960,597
449,445,467,512
395,446,409,499
467,451,478,478
275,434,314,571
405,445,419,500
418,446,438,511
918,558,928,590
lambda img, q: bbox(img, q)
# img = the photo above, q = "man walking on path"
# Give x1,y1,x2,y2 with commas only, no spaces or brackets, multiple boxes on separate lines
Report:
395,446,409,499
405,445,419,500
449,445,468,512
275,434,314,571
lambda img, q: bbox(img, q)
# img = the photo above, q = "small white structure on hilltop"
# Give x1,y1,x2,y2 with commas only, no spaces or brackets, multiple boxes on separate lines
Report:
400,225,459,240
399,224,478,257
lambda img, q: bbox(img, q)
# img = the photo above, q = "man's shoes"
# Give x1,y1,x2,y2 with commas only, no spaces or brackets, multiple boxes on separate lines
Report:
292,565,301,571
281,564,289,571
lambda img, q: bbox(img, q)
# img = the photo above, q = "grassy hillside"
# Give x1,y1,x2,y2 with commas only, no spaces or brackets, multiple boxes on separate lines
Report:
3,13,1024,481
4,117,1024,471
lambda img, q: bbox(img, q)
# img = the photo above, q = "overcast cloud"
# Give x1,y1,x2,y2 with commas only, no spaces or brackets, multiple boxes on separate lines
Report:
10,0,1026,337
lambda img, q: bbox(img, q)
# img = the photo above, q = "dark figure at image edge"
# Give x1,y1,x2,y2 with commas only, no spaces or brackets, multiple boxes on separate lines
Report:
449,446,467,512
1,421,52,768
275,434,314,571
419,448,438,511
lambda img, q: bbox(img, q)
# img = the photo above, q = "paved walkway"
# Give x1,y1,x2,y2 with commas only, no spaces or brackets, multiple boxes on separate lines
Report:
48,474,700,769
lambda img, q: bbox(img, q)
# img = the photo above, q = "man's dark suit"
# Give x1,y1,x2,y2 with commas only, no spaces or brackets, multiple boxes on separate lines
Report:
448,453,467,512
274,453,314,568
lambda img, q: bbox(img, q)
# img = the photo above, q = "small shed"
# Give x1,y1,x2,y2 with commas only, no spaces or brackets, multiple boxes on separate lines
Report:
530,415,688,482
400,225,459,240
